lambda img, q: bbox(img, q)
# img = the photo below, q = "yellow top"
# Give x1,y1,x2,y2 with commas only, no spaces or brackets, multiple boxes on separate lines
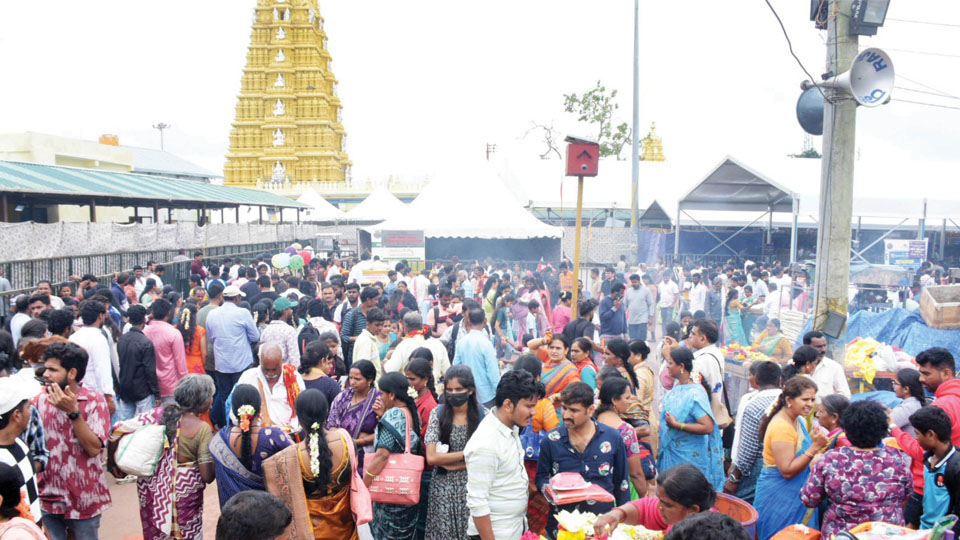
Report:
762,416,799,466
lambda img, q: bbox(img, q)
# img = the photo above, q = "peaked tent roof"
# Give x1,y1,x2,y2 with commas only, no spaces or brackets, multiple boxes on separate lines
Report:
346,186,408,222
678,156,797,213
126,146,222,180
297,187,347,220
365,163,561,239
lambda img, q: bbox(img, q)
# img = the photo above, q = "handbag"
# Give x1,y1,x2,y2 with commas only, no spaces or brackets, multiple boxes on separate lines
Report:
368,409,424,505
337,428,372,525
520,418,546,461
115,423,167,477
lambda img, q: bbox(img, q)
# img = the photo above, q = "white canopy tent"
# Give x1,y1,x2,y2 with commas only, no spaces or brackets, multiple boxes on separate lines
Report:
345,186,408,222
366,163,561,239
294,187,347,222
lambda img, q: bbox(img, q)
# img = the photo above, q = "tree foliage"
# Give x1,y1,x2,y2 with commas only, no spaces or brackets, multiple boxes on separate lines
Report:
563,81,632,159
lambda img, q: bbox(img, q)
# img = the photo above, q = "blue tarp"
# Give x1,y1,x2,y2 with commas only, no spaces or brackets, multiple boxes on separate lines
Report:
636,229,663,266
795,308,960,359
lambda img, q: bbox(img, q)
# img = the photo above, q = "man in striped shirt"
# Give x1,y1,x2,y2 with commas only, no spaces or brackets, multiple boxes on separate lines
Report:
0,369,44,524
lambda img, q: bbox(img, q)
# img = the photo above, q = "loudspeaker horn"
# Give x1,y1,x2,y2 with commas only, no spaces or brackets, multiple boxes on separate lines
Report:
819,47,895,107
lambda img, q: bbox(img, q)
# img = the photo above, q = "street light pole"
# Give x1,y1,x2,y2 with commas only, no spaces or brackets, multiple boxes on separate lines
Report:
629,0,640,235
152,123,171,151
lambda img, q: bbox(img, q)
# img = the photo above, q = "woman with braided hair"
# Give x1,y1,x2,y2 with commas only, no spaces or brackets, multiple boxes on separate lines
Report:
178,303,206,376
265,388,358,540
209,384,292,508
365,372,422,540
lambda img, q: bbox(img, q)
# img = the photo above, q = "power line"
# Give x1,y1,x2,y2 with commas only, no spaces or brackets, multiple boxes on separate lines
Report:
762,0,835,104
892,98,960,111
894,86,960,100
881,47,960,59
897,75,960,99
887,17,960,28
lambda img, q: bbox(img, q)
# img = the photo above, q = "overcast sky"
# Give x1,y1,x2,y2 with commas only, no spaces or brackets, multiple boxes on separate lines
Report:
1,0,958,200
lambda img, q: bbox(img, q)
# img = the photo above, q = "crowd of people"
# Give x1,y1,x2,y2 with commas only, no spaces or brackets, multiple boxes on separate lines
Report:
0,250,956,540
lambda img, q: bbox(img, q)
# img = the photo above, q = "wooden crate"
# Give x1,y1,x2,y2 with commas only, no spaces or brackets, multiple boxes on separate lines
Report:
920,285,960,330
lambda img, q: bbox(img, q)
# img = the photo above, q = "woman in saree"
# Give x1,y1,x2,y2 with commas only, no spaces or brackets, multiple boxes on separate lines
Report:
739,285,761,338
722,289,747,346
325,359,381,472
753,376,826,540
364,372,422,540
752,318,793,362
657,348,724,490
540,334,581,398
209,384,293,508
265,388,358,540
108,374,216,540
603,339,649,426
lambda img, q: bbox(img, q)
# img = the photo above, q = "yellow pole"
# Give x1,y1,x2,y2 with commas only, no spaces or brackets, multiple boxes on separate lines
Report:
571,176,584,317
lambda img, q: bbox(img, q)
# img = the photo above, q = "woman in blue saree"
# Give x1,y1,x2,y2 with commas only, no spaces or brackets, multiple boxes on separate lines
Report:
209,384,293,507
722,289,748,346
753,377,827,540
657,348,724,490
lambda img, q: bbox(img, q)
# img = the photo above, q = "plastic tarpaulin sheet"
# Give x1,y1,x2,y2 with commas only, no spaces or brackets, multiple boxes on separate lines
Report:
795,308,960,360
635,229,663,265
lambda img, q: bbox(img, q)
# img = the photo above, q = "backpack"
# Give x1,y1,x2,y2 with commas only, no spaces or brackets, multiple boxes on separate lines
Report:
297,320,320,356
445,321,460,361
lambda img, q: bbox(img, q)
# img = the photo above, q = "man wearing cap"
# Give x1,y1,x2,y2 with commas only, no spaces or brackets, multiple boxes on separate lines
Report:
259,296,301,366
206,285,260,428
236,342,305,432
0,368,44,525
36,341,112,539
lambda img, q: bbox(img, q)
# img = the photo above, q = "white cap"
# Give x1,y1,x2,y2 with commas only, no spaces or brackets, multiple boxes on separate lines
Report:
223,285,245,298
0,368,43,416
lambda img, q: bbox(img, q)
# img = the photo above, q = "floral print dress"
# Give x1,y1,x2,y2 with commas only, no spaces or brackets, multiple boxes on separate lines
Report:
800,446,913,539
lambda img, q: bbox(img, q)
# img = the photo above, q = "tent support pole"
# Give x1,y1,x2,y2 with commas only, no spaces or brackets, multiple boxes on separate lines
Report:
674,203,680,261
942,219,948,260
919,199,927,240
236,206,240,223
259,206,263,225
767,205,773,246
697,210,769,257
571,176,584,319
153,203,159,224
790,197,799,264
850,218,909,263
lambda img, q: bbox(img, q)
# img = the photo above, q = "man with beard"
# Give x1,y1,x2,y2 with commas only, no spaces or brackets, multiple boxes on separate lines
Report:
236,343,305,432
36,341,112,540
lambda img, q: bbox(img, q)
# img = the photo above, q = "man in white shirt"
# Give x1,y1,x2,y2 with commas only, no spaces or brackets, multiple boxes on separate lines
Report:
671,319,732,431
688,273,708,314
132,265,148,298
464,370,540,540
762,282,789,319
413,269,432,306
658,274,680,335
386,311,450,383
69,299,116,415
350,307,386,381
804,331,851,402
236,343,305,432
35,281,65,310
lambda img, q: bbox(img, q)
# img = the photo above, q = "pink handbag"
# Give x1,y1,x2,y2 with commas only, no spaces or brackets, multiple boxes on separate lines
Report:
338,429,372,525
367,408,424,505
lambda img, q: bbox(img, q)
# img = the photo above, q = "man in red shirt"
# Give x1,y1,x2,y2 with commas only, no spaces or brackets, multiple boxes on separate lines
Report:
190,251,207,280
917,347,960,446
37,341,112,540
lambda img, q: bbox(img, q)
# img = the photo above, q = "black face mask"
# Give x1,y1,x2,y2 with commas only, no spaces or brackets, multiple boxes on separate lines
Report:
445,392,470,407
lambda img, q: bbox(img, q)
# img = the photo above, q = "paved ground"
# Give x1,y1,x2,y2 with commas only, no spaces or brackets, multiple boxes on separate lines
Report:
101,478,221,540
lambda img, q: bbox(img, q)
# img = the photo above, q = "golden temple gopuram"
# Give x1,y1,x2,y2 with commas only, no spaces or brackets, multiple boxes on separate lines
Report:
223,0,351,189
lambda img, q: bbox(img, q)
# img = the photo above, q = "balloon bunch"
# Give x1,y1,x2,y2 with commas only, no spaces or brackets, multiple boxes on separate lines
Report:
272,244,312,271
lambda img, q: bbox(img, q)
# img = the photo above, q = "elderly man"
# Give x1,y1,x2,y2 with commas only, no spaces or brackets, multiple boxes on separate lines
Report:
384,311,450,385
236,343,305,433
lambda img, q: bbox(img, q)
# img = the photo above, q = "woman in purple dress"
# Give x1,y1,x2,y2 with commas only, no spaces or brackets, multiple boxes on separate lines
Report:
209,384,293,508
325,359,381,471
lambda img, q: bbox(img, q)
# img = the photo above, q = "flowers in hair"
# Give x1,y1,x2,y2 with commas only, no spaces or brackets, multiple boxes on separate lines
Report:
237,404,256,432
407,386,419,399
309,422,321,477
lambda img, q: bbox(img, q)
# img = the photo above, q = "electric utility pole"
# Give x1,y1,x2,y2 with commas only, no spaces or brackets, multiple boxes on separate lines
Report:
629,0,640,234
813,0,857,361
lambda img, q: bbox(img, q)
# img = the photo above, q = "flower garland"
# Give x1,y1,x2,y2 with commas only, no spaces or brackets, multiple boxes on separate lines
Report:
308,422,321,477
282,364,300,420
403,325,431,340
237,404,256,432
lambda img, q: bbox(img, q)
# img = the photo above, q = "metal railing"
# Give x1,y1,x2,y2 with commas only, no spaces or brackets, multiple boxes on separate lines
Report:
0,239,315,302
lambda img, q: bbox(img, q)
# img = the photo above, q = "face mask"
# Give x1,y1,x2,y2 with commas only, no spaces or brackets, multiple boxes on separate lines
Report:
445,392,470,407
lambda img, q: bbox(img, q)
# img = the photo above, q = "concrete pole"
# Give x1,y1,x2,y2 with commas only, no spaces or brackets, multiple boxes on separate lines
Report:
919,199,927,240
813,0,858,362
941,219,947,260
790,197,799,264
674,204,681,261
629,0,640,235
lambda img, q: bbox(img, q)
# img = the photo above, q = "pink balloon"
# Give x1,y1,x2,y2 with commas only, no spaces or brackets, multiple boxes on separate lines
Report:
298,250,312,265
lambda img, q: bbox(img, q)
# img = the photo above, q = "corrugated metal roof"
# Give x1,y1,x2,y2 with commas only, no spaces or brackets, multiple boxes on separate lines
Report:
0,160,307,209
125,146,222,180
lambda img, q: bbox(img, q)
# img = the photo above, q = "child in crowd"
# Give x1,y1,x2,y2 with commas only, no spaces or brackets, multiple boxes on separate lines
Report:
910,406,960,530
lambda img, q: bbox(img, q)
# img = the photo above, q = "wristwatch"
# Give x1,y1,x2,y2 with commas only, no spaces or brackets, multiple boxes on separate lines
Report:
67,411,80,421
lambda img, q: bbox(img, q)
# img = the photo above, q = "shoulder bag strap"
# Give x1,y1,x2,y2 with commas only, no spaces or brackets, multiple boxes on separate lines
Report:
402,407,412,454
433,307,440,332
337,428,358,475
707,351,732,412
352,392,375,439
